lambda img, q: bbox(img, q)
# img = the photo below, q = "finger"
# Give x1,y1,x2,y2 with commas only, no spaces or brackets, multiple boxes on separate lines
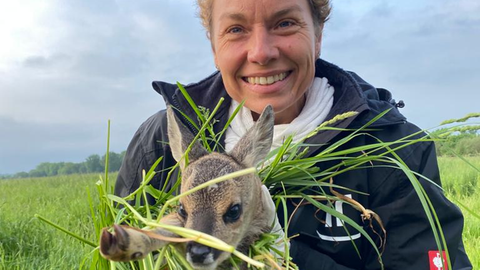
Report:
261,185,276,224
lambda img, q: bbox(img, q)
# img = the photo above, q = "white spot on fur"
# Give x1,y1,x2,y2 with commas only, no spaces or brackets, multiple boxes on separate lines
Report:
203,253,214,264
208,183,218,191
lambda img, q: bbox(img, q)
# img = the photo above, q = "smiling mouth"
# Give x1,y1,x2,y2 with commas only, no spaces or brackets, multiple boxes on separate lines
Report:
243,71,291,85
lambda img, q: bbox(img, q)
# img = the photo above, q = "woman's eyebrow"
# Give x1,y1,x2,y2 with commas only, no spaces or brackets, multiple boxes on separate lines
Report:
219,5,302,23
219,12,247,23
270,5,303,21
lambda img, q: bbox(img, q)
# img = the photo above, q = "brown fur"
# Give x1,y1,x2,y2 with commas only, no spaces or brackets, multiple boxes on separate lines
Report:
100,105,275,270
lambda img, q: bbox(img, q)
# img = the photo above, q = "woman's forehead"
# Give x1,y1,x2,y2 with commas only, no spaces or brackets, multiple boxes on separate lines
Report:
212,0,310,22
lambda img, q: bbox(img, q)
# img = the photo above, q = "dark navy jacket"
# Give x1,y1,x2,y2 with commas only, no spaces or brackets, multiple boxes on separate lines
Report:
115,59,471,269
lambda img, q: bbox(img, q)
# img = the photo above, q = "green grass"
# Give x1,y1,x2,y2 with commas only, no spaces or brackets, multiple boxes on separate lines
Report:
438,156,480,267
0,157,478,269
0,173,108,270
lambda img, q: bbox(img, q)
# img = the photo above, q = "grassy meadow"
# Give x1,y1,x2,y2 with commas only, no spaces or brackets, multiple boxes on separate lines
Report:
438,156,480,267
0,173,109,270
0,158,479,269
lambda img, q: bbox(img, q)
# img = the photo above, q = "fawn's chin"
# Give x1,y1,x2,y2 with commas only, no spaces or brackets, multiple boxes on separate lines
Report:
189,262,218,270
186,253,219,270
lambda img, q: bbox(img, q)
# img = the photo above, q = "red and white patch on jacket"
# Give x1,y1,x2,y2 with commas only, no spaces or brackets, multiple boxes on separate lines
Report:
429,251,448,270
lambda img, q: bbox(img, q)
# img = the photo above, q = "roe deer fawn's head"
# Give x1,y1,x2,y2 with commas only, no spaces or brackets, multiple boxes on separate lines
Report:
168,105,274,269
100,105,275,270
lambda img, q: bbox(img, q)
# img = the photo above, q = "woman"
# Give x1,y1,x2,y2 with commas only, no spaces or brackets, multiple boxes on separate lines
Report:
115,0,471,269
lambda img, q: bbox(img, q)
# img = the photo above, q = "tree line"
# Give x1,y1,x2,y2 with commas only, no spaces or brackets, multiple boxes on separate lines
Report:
434,130,480,156
1,151,126,179
2,131,478,180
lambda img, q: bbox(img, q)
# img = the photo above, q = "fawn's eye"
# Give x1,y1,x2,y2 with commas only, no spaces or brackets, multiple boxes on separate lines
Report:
178,204,188,219
131,252,143,260
223,204,242,223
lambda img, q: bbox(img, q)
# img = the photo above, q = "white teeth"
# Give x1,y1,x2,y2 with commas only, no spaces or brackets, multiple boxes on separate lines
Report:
246,72,288,85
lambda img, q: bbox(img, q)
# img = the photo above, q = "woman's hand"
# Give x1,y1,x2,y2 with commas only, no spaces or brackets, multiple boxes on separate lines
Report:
261,185,289,255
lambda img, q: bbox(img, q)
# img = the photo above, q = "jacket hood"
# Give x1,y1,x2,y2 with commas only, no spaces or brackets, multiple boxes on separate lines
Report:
313,60,406,129
152,59,406,132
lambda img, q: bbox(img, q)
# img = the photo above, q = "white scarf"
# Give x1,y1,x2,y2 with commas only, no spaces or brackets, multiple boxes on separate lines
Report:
225,77,334,152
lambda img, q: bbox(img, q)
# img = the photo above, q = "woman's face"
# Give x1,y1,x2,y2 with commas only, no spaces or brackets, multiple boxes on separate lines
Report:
211,0,322,124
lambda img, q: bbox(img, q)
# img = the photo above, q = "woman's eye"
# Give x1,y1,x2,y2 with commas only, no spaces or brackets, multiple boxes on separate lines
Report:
278,20,294,28
228,27,243,34
223,204,242,223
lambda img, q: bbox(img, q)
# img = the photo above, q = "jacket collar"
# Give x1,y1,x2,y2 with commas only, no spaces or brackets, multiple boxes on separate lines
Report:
152,71,231,136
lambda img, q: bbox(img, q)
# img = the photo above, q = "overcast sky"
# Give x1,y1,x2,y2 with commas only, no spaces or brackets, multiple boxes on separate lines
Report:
0,0,479,174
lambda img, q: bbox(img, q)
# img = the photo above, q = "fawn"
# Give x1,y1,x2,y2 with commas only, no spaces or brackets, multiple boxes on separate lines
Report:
100,105,276,270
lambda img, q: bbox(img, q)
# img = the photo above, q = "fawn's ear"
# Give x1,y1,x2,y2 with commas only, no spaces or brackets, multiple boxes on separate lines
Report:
167,106,208,170
229,105,274,167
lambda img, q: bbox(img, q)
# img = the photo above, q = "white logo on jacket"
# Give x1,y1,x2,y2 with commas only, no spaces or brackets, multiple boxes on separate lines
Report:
316,194,362,242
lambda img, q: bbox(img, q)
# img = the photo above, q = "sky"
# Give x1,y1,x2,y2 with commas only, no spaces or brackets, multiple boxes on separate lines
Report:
0,0,479,175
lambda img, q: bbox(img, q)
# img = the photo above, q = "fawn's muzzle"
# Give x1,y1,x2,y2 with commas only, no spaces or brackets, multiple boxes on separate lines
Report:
186,242,217,265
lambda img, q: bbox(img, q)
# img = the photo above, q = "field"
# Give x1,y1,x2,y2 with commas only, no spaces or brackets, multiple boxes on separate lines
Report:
0,157,479,269
0,174,104,270
438,156,480,266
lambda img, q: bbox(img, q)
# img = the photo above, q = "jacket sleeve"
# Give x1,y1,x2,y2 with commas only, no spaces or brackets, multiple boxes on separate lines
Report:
364,140,471,269
115,124,146,198
115,110,170,201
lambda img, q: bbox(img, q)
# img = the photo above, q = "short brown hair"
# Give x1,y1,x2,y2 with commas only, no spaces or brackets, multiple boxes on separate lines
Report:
197,0,331,36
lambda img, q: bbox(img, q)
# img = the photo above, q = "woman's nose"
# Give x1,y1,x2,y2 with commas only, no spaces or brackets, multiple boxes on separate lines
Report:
247,28,279,66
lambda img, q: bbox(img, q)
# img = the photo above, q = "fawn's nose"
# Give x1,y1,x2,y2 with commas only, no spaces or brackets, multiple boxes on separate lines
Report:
187,242,213,264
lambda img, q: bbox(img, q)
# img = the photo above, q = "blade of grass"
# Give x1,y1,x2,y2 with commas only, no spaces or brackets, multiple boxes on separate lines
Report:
35,214,97,247
158,167,256,219
105,120,111,192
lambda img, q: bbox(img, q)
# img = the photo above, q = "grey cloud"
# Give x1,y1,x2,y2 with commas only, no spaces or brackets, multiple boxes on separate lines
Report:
365,2,393,18
3,0,478,175
23,56,49,68
22,53,71,70
322,1,480,129
41,0,213,81
69,50,150,79
1,0,216,174
0,116,109,174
